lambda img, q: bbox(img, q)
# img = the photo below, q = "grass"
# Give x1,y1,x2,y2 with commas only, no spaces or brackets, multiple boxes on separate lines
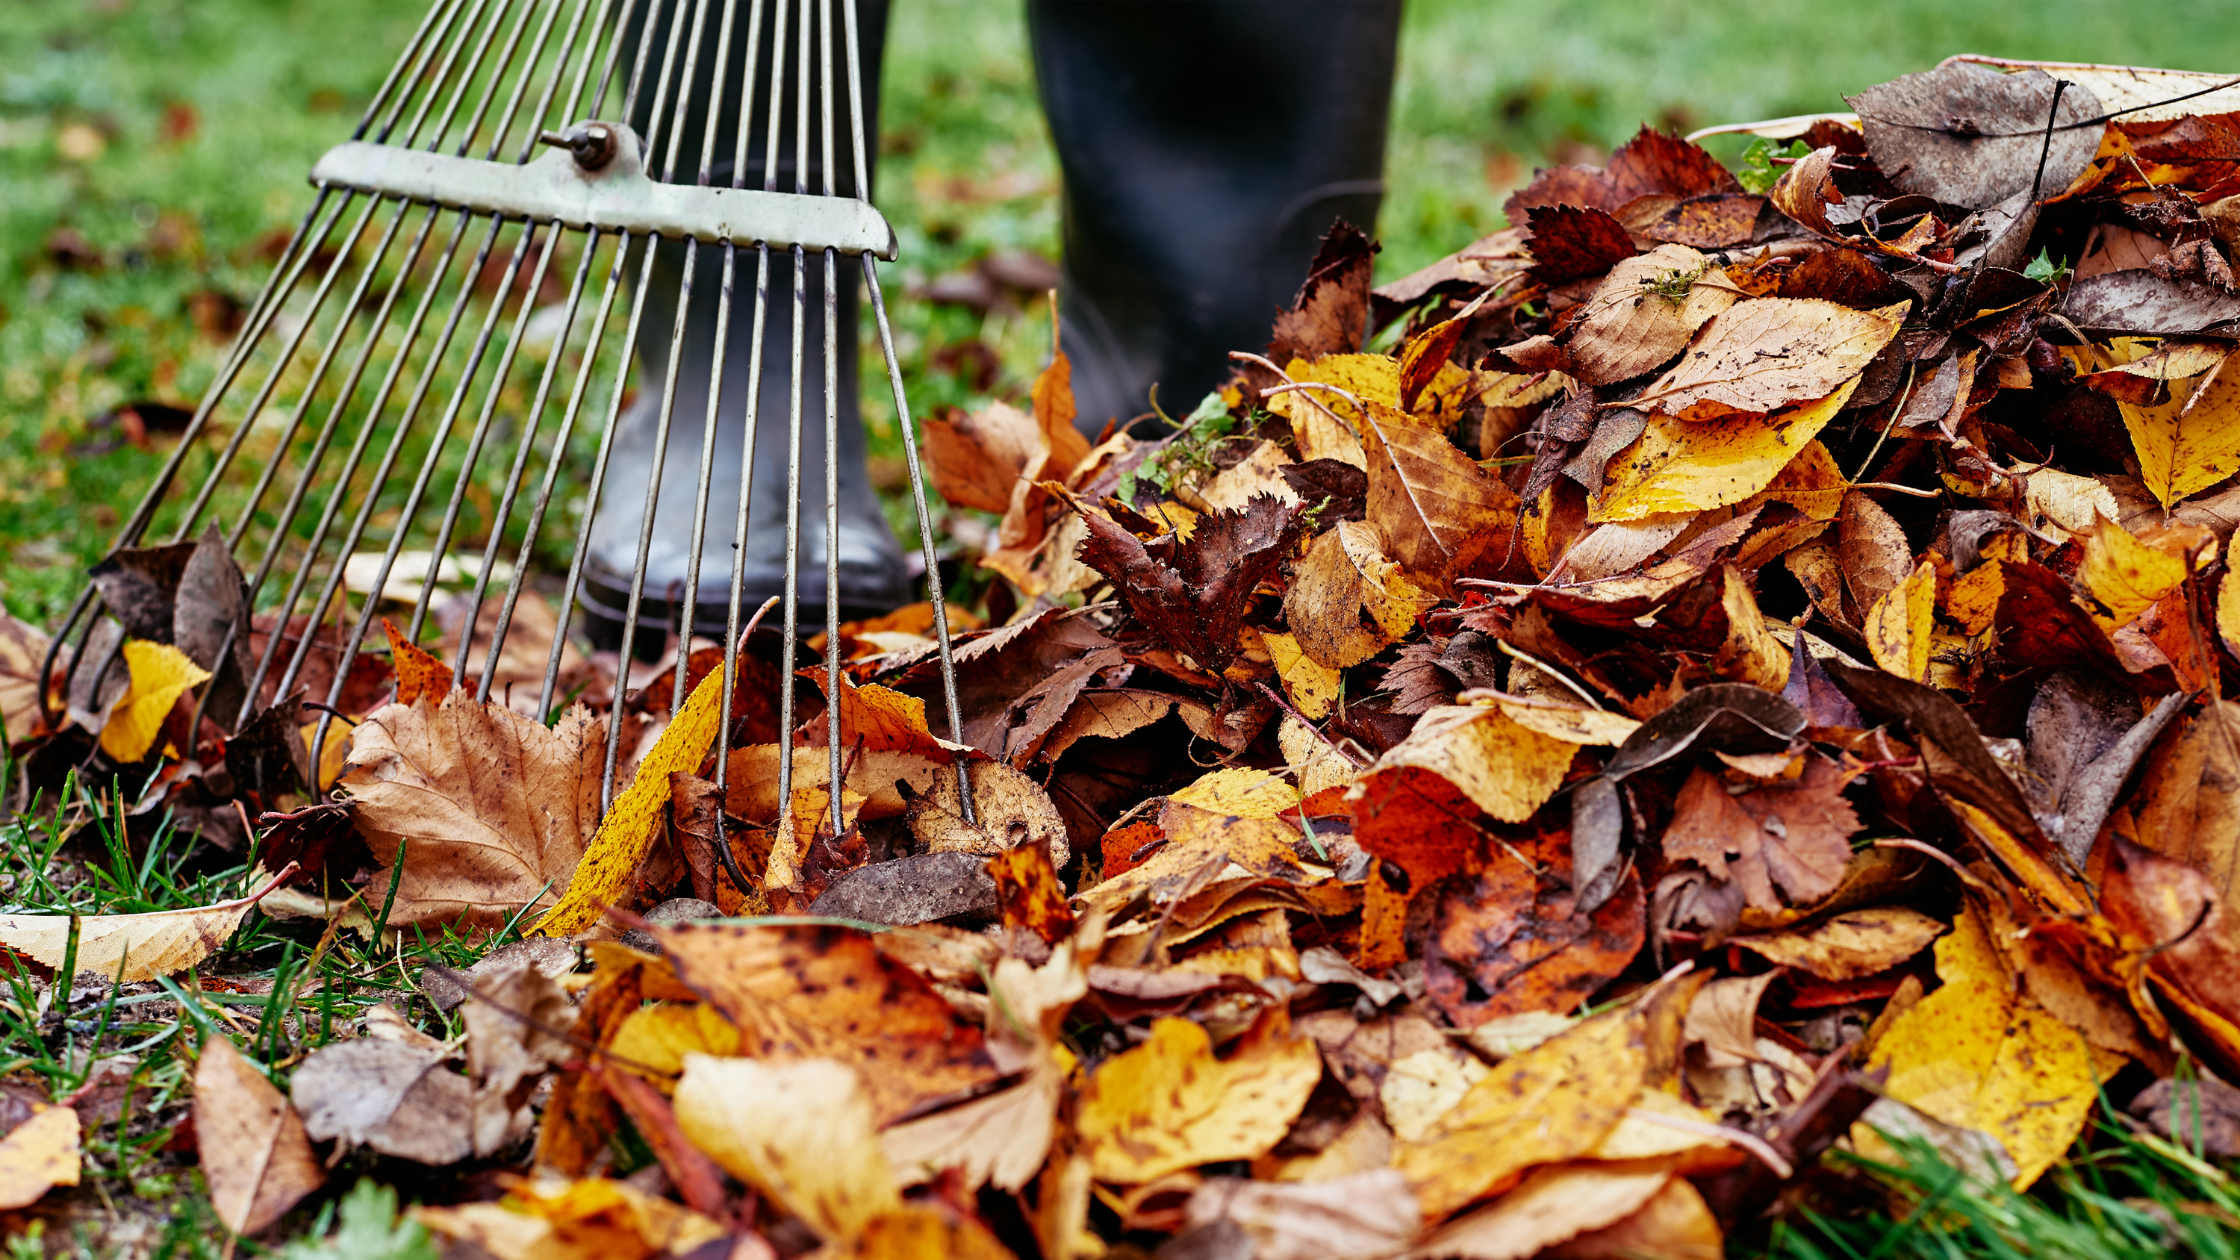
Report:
10,0,2240,1254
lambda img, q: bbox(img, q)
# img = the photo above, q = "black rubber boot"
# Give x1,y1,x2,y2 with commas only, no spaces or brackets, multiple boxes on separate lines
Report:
582,0,906,657
1027,0,1403,434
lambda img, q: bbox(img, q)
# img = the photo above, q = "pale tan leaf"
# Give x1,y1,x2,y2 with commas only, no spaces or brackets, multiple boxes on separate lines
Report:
1185,1170,1420,1260
674,1055,900,1242
1411,1163,1672,1260
340,692,603,929
0,869,287,982
0,1105,78,1210
1631,298,1907,420
881,1063,1062,1193
1567,245,1744,385
196,1036,323,1234
1732,907,1947,981
0,608,50,744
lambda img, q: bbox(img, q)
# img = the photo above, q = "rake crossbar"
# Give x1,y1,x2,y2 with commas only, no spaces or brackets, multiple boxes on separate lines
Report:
310,123,899,257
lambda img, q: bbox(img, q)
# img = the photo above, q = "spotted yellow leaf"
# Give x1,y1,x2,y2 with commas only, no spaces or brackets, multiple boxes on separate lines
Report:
1865,560,1935,683
535,663,726,936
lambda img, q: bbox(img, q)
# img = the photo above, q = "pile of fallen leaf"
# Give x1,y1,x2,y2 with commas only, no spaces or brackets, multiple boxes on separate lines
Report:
23,53,2240,1258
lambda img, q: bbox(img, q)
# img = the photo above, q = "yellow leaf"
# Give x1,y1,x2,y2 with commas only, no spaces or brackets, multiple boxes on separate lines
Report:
1715,565,1788,691
1266,354,1389,468
1395,1006,1649,1221
828,1205,1019,1260
1864,908,2115,1189
673,1054,899,1241
1262,630,1342,721
0,871,285,982
2116,343,2240,507
536,663,727,936
1731,907,1947,981
1170,767,1303,819
1076,1014,1321,1183
1947,560,2006,637
0,1105,78,1210
1864,560,1935,682
301,721,349,792
2022,468,2121,544
604,1002,743,1085
1282,520,1424,669
1371,704,1580,823
2078,512,2188,632
2222,535,2240,663
1591,380,1856,522
99,640,211,763
1756,438,1849,521
412,1176,728,1260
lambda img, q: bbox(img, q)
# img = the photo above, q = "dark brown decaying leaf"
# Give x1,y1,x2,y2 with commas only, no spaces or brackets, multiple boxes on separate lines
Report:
1076,492,1301,672
1525,205,1639,285
1849,62,2104,209
1268,219,1377,365
2063,270,2240,336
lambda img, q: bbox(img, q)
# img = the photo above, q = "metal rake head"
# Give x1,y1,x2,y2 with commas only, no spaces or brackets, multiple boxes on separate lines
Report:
39,0,975,882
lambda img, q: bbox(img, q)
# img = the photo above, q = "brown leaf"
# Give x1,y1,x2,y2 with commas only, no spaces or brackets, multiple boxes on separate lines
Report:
1359,403,1520,591
1506,126,1743,219
1076,491,1300,672
1283,519,1425,669
1731,907,1946,981
1662,754,1859,912
1524,205,1639,285
1631,299,1907,420
1269,220,1377,364
195,1036,323,1235
1423,827,1645,1028
656,922,1000,1124
339,692,603,928
1849,63,2104,210
0,606,51,745
1567,245,1745,386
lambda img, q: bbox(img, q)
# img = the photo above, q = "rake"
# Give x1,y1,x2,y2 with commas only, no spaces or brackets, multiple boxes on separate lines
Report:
37,0,976,884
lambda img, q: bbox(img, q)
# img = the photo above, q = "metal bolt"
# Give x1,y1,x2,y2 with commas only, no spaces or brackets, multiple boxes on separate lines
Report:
537,123,615,172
